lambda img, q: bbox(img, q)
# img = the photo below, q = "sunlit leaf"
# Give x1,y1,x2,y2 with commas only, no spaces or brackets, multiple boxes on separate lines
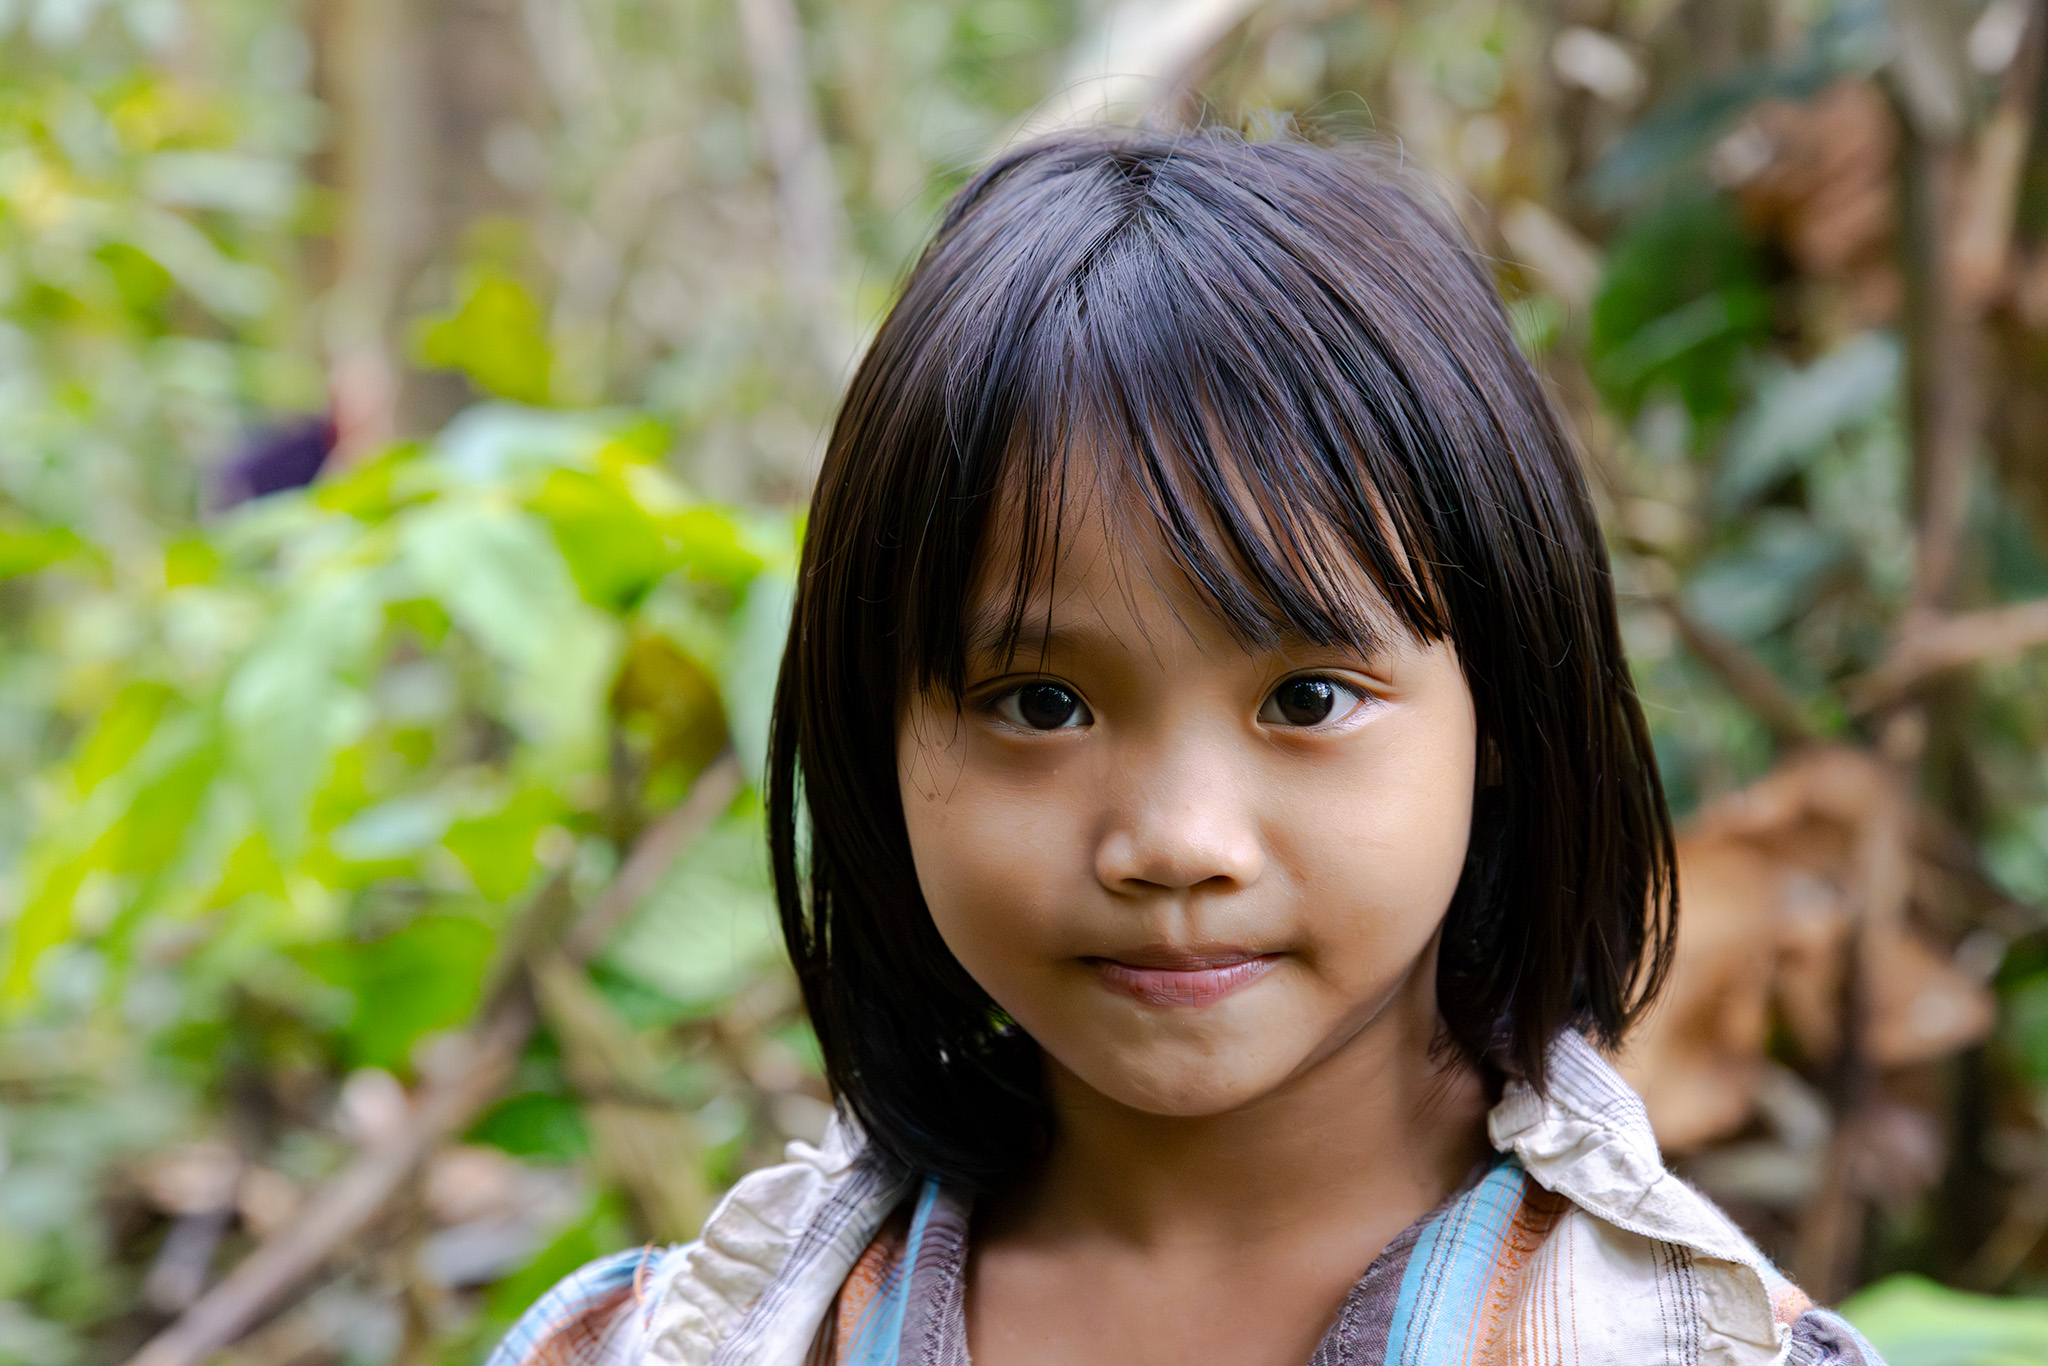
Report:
398,501,619,770
443,788,564,902
531,468,673,611
597,807,778,1013
413,268,553,406
1840,1275,2048,1366
299,915,496,1074
668,506,768,592
0,525,85,579
720,568,794,787
222,571,384,860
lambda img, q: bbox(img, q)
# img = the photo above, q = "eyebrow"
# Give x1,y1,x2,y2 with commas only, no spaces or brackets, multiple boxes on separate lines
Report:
961,602,1083,668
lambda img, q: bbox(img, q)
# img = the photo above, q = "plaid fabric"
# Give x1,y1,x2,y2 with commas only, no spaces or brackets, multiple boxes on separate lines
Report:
485,1245,660,1366
797,1157,1886,1366
488,1034,1893,1366
829,1179,941,1366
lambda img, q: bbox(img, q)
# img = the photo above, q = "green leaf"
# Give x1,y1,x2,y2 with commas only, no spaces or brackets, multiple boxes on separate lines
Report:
103,724,220,875
1683,511,1844,640
433,405,618,483
329,793,454,865
222,571,383,861
300,915,496,1074
669,506,768,592
598,806,778,1013
0,525,85,579
720,568,794,787
413,267,553,406
68,682,173,796
467,1091,590,1164
1589,196,1771,423
1839,1275,2048,1366
531,468,673,610
398,502,619,770
4,710,222,1000
1718,332,1901,510
613,634,727,791
2002,969,2048,1082
443,788,563,902
162,536,220,587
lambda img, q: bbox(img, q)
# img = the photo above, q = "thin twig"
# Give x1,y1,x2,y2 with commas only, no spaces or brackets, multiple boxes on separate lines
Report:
123,1004,532,1366
121,759,743,1366
1658,596,1822,748
565,753,743,961
1850,598,2048,711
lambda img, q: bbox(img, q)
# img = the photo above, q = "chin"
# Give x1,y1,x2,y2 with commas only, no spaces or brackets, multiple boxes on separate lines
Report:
1064,1051,1289,1118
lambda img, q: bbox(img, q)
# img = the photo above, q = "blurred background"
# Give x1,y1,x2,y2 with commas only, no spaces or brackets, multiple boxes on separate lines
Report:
1,0,2047,1361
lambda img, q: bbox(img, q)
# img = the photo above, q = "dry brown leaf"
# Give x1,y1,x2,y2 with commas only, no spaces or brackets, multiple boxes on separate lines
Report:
1620,747,1996,1153
1725,78,1901,324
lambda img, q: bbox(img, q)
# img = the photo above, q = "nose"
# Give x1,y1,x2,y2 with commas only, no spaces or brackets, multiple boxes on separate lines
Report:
1094,737,1265,895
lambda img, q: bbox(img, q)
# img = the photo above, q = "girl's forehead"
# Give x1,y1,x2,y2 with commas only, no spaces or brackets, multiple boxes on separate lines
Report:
964,461,1405,663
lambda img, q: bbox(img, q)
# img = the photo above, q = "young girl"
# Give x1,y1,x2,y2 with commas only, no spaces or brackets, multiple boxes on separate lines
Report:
491,131,1883,1366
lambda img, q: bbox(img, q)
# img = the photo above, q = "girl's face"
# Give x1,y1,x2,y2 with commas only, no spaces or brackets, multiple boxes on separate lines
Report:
897,483,1478,1119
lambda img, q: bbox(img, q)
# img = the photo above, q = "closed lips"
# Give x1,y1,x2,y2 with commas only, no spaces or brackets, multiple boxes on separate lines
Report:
1089,954,1281,1008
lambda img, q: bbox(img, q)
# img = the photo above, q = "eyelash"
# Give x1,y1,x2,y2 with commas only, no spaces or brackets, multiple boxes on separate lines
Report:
983,674,1374,733
1258,674,1372,729
988,680,1093,731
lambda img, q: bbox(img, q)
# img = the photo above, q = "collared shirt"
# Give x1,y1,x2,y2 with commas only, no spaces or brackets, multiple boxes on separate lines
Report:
487,1033,1885,1366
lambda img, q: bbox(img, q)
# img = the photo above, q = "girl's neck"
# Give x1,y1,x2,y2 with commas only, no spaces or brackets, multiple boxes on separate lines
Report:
990,953,1492,1253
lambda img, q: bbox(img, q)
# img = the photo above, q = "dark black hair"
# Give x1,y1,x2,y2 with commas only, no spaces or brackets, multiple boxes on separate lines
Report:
767,128,1676,1192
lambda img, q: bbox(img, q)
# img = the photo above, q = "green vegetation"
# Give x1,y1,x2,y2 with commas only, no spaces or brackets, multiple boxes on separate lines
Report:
0,0,2046,1362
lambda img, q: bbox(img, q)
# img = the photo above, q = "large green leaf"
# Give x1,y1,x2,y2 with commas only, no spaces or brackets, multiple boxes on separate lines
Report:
1717,333,1901,511
398,500,619,772
413,267,554,406
222,568,384,860
1840,1276,2048,1366
531,467,674,611
598,807,780,1013
1589,195,1771,425
298,914,497,1074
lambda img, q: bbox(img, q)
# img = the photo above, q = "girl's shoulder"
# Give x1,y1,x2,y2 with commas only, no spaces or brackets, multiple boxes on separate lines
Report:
1475,1030,1883,1364
490,1034,1886,1366
483,1117,912,1366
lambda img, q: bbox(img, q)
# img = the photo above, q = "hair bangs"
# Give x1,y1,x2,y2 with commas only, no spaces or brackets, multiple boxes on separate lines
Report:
918,190,1453,697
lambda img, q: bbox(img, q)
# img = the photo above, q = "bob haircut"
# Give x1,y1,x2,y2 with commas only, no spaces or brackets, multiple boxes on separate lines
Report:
767,128,1677,1193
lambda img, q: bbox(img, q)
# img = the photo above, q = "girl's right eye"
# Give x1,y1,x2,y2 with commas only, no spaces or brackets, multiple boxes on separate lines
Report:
990,682,1093,731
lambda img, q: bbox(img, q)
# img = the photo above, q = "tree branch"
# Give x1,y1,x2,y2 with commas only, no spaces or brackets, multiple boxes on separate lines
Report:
1904,0,2044,613
1659,596,1823,749
121,755,744,1366
1850,598,2048,711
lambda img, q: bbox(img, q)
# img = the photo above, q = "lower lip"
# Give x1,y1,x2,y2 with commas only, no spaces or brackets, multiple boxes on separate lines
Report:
1090,955,1281,1008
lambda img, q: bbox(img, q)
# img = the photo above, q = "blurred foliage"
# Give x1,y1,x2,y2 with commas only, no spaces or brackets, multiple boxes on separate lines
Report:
1841,1275,2048,1365
1,0,2047,1361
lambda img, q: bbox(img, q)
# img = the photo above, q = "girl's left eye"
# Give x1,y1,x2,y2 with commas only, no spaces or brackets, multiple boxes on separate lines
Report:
991,682,1093,731
1258,676,1369,728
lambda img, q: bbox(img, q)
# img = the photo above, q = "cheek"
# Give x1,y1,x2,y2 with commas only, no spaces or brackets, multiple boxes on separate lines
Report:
897,715,1082,975
1278,697,1476,964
